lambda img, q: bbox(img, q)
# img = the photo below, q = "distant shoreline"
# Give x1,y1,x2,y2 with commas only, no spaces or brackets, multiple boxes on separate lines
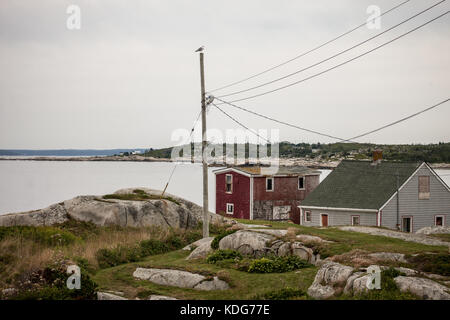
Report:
1,155,450,170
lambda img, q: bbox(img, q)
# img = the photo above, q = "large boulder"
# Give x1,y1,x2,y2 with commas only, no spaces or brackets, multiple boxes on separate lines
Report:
182,237,214,251
186,238,214,260
218,230,275,257
148,295,178,300
394,276,450,300
0,188,227,229
0,204,68,227
133,268,229,291
307,262,354,299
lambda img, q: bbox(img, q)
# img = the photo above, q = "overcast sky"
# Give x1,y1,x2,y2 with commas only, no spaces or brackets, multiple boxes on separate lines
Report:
0,0,449,149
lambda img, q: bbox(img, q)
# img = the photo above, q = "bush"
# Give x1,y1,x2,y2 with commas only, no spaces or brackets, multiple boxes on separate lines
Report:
206,250,242,264
254,287,305,300
211,230,237,249
0,226,78,246
13,264,98,300
247,256,311,273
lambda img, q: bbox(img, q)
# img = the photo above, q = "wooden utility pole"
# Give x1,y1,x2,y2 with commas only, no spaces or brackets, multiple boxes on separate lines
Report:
198,49,209,238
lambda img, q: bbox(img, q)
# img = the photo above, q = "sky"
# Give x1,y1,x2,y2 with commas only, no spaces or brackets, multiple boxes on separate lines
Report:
0,0,449,149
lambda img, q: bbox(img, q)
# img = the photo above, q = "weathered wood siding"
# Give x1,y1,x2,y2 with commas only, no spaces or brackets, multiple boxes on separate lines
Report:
381,164,450,232
302,208,377,227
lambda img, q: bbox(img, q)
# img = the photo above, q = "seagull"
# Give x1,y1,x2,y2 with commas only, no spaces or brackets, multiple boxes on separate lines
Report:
195,46,204,52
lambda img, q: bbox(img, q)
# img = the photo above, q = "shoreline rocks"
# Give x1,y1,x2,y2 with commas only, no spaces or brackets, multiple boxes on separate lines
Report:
0,188,228,229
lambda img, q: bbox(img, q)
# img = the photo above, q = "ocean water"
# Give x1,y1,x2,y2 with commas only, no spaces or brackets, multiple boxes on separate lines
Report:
0,160,447,215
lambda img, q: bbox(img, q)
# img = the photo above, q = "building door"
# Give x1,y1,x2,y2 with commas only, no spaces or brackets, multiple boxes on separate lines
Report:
321,214,328,227
402,217,412,233
435,216,443,226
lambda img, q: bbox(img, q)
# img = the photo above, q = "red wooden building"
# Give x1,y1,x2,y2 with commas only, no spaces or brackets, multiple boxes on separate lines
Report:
214,166,320,224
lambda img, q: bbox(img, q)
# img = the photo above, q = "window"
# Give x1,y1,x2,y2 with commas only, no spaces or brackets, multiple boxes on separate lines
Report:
305,211,311,222
435,215,444,226
351,215,360,226
226,203,234,215
226,174,233,193
266,177,274,191
418,176,430,200
298,177,305,190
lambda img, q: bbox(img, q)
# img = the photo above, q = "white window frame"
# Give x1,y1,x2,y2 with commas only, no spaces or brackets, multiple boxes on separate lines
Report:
225,174,233,194
435,215,445,226
226,203,234,215
351,215,360,226
298,176,305,190
266,177,274,192
304,210,311,222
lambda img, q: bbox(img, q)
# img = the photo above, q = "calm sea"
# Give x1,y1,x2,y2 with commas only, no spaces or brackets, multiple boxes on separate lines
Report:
0,160,448,215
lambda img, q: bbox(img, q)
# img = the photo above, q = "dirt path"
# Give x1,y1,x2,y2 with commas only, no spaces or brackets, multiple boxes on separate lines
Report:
338,226,450,247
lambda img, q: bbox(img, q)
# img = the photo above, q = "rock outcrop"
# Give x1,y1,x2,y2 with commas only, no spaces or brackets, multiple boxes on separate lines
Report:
133,268,229,291
416,226,450,235
186,238,214,260
0,188,228,229
97,292,127,300
307,262,354,299
394,276,450,300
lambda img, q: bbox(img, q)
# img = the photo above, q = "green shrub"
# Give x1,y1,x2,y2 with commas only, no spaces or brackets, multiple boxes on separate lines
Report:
139,239,169,256
248,256,311,273
0,226,78,246
57,219,99,239
13,265,98,300
254,287,305,300
206,250,242,264
211,230,237,249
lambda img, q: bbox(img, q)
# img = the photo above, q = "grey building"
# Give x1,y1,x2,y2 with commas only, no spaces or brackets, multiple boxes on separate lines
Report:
298,157,450,233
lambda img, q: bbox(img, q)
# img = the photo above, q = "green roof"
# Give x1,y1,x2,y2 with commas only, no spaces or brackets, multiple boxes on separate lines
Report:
301,160,421,210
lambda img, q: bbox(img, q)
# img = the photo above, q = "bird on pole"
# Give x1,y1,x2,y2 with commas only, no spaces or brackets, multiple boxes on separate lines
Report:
195,46,205,52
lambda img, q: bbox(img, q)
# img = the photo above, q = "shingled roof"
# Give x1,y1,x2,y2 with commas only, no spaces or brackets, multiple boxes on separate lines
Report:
300,160,421,210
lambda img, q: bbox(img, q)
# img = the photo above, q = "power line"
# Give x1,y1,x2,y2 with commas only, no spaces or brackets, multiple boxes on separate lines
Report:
214,96,449,143
217,0,445,99
214,97,353,142
345,98,449,141
212,102,271,144
215,10,449,105
208,0,411,93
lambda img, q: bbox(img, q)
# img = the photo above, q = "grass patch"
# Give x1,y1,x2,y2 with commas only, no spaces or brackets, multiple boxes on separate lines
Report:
0,226,79,246
96,230,202,269
92,250,318,300
428,233,450,242
253,287,306,300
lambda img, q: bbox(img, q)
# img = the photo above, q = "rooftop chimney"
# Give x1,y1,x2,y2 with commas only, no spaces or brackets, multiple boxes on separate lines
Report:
372,150,382,165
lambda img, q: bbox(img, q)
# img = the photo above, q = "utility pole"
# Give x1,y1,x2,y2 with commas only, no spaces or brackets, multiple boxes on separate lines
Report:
396,170,400,231
197,47,209,238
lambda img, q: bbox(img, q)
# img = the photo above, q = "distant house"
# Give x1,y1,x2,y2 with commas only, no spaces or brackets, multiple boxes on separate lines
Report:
298,152,450,233
214,166,320,223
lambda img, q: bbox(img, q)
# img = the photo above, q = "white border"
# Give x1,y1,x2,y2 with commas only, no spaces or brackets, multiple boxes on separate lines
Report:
226,203,234,215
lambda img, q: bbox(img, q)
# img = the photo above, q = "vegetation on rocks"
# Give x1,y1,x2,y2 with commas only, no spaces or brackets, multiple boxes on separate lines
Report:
211,229,238,249
206,250,242,264
247,256,311,273
102,189,180,204
406,253,450,276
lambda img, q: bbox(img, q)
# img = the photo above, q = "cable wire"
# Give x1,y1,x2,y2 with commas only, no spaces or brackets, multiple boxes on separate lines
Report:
217,0,445,99
208,0,411,93
216,10,449,104
215,97,449,143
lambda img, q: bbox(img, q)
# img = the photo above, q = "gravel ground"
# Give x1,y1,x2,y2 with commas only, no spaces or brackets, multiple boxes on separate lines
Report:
338,226,450,247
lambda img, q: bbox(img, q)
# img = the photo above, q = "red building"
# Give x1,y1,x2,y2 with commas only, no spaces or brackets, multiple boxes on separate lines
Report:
214,166,320,224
